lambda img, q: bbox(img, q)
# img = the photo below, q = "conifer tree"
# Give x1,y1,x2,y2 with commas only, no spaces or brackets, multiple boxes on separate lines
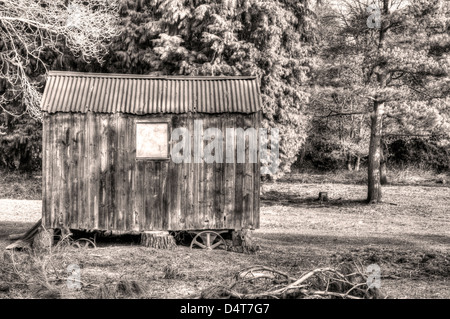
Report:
100,0,316,176
312,0,450,203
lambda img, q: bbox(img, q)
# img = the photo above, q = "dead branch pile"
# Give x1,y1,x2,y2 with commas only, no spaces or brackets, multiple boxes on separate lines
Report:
200,263,384,299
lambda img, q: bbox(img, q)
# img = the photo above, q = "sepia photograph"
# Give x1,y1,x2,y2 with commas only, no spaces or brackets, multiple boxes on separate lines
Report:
0,0,449,309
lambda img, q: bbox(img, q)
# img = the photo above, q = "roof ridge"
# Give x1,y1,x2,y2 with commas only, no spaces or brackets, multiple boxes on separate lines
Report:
47,71,258,80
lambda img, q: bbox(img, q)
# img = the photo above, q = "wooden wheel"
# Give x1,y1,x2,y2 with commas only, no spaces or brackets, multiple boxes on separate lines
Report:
190,231,227,250
72,238,96,249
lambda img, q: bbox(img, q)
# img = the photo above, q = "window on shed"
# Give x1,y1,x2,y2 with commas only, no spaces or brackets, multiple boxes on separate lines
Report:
136,122,169,159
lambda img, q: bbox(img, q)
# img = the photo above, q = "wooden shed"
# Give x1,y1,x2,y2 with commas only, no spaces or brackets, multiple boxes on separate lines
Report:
40,71,262,249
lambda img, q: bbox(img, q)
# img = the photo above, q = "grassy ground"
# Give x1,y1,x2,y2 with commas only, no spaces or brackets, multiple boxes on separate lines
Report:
0,172,449,299
0,169,41,200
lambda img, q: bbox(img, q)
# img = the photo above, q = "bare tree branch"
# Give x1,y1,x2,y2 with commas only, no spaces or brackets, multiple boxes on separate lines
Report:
0,0,120,120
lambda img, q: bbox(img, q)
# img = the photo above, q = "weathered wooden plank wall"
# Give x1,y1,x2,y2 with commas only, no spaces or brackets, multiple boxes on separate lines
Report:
42,112,261,232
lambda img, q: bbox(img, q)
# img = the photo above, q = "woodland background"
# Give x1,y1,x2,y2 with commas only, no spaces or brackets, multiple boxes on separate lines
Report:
0,0,449,183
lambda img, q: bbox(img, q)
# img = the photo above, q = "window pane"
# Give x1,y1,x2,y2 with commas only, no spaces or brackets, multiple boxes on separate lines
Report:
136,123,168,158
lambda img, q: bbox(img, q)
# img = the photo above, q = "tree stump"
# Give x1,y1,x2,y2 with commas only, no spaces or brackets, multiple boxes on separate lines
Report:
231,229,259,254
318,192,329,201
141,231,176,249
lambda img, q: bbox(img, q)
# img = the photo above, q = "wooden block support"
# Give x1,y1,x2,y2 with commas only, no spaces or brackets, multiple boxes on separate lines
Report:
32,228,54,252
231,229,259,254
140,231,176,249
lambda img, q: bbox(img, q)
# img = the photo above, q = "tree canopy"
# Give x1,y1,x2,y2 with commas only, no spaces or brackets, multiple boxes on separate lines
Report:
310,0,450,202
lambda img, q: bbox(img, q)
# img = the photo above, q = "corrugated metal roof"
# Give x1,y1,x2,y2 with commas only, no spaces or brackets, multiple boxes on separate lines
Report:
40,71,262,114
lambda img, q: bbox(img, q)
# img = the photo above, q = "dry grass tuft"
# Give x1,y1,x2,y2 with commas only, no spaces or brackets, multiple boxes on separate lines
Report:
94,279,145,299
163,263,184,279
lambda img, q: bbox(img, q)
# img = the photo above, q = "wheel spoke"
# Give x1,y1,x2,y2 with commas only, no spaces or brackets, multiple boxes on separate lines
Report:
193,239,207,249
206,233,211,248
210,241,224,249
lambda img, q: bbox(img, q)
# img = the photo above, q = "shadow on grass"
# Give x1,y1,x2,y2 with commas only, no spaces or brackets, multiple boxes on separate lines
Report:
0,221,36,239
257,232,415,248
409,233,450,245
261,190,367,208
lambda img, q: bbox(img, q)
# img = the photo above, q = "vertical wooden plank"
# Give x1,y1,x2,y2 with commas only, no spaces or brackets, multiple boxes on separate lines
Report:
214,115,226,229
70,114,79,229
204,117,215,229
135,160,145,231
129,116,139,231
170,115,184,230
243,114,254,229
98,114,107,229
196,115,204,229
224,116,236,229
186,115,195,230
124,115,135,231
123,115,131,231
42,115,49,228
63,114,71,229
77,115,85,229
94,115,101,229
52,114,62,228
254,112,261,229
161,161,169,230
108,114,117,231
83,112,90,229
116,114,125,230
234,116,244,230
152,160,158,230
176,157,183,230
88,112,98,229
168,159,180,230
144,161,154,230
153,161,161,229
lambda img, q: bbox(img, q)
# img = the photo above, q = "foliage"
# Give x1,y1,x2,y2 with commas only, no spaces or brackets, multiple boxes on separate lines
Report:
387,138,450,172
0,112,41,171
93,0,316,177
309,0,450,200
0,0,120,118
0,0,120,171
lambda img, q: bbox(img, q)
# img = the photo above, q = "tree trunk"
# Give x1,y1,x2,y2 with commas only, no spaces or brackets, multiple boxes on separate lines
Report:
346,153,353,171
354,156,361,171
380,146,388,185
141,231,176,249
367,0,389,203
298,145,306,168
367,100,384,203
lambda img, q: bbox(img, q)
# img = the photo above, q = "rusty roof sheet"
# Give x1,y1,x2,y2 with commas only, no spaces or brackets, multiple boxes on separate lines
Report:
40,71,262,114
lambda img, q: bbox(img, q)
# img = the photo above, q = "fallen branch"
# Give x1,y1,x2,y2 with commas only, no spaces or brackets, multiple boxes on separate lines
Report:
8,233,26,241
200,263,384,299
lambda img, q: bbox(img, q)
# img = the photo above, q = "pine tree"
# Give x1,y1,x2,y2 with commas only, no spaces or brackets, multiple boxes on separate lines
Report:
92,0,316,177
312,0,450,203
